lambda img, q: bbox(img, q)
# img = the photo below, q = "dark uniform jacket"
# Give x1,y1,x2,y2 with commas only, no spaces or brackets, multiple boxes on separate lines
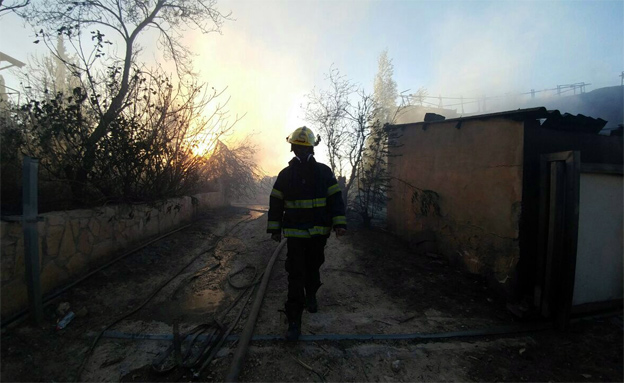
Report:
267,155,346,238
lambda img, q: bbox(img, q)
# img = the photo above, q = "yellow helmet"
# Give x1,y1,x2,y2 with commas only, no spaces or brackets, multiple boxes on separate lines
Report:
286,126,319,147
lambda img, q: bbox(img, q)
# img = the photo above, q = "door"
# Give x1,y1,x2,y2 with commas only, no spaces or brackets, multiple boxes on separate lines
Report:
534,151,580,329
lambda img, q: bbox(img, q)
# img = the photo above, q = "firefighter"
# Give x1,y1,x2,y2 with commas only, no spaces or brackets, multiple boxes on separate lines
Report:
267,126,347,341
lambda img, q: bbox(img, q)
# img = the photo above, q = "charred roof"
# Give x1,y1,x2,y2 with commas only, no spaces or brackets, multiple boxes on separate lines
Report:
388,107,608,135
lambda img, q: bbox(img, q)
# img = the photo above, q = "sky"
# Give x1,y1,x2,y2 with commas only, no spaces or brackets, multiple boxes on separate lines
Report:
1,0,622,175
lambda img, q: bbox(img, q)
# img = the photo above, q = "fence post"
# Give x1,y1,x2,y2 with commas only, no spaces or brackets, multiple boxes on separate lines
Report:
23,156,43,325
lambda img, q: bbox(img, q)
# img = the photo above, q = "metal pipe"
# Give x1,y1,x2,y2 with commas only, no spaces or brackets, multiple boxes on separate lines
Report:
225,239,287,382
22,156,43,325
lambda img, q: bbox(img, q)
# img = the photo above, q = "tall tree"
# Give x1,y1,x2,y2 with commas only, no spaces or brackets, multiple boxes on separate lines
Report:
356,50,401,226
17,35,82,98
372,49,398,125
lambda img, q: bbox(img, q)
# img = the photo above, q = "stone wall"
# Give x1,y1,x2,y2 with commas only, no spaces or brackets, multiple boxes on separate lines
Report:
1,191,227,320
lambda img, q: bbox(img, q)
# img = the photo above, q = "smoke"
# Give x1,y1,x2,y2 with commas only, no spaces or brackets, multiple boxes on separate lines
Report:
182,0,622,172
186,1,372,176
420,1,622,112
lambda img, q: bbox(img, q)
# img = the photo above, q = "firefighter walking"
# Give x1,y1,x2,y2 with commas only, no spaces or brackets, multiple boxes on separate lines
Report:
267,126,347,341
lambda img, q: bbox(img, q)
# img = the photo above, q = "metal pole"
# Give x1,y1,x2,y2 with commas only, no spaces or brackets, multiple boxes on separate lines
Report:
23,156,43,325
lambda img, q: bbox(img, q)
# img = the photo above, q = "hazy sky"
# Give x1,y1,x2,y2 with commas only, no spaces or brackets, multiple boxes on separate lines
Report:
1,0,622,175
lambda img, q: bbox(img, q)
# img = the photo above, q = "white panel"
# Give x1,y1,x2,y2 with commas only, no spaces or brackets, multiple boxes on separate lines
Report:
573,173,624,305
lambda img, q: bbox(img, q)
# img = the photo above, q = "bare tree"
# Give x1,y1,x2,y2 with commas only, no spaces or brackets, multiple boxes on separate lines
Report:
409,87,429,106
305,61,406,227
304,65,354,177
18,0,232,190
203,138,261,201
304,66,380,218
0,0,29,17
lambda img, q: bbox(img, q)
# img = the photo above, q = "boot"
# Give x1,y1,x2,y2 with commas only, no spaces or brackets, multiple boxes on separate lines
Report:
305,284,321,313
285,305,302,341
305,292,318,313
286,320,301,341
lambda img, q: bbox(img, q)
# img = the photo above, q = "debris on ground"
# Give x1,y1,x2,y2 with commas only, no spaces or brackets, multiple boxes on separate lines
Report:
56,311,75,330
1,206,621,382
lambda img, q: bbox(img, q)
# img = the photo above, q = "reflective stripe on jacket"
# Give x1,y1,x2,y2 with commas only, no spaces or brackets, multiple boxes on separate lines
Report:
267,156,346,238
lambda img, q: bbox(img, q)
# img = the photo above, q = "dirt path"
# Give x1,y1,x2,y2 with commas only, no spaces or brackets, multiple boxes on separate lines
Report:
1,206,621,382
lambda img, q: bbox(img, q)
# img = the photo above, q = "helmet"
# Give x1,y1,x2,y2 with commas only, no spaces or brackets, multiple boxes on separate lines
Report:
286,126,319,147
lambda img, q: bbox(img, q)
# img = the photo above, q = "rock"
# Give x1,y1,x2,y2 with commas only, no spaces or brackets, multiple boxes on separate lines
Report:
56,302,71,317
391,360,401,373
426,252,442,259
216,347,230,358
76,306,89,317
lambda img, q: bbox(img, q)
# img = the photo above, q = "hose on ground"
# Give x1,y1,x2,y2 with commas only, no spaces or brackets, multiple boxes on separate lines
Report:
1,223,193,329
99,321,553,343
150,215,269,375
225,238,287,382
75,212,259,381
151,265,262,373
74,243,216,381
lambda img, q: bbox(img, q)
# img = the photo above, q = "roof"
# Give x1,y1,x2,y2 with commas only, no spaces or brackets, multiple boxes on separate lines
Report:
387,107,608,135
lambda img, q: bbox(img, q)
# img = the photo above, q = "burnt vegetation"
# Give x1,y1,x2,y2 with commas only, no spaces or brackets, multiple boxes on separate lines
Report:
0,0,258,213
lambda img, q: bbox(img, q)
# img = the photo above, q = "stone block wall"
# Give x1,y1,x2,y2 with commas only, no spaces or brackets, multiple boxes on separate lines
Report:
1,191,226,320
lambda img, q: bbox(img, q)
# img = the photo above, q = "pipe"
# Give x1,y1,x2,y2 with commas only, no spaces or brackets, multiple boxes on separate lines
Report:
97,321,552,343
76,214,261,379
74,242,217,381
225,239,287,382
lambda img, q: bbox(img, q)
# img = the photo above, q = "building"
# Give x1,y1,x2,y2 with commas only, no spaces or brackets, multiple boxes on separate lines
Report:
386,107,623,326
395,104,459,124
0,51,25,108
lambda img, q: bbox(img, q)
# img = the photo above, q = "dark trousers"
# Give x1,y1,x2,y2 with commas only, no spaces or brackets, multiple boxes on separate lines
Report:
284,236,327,319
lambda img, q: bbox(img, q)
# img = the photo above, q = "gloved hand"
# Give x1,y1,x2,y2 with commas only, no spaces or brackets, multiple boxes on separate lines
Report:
335,228,346,237
271,233,281,242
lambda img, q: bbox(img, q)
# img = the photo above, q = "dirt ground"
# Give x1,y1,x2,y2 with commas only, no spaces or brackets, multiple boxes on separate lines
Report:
1,206,622,382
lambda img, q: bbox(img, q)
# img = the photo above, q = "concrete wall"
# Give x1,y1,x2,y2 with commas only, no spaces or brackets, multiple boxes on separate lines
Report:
0,191,227,320
387,118,524,292
573,173,624,305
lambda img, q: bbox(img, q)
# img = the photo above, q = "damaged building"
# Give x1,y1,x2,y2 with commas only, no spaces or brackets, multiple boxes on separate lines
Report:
386,107,623,327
